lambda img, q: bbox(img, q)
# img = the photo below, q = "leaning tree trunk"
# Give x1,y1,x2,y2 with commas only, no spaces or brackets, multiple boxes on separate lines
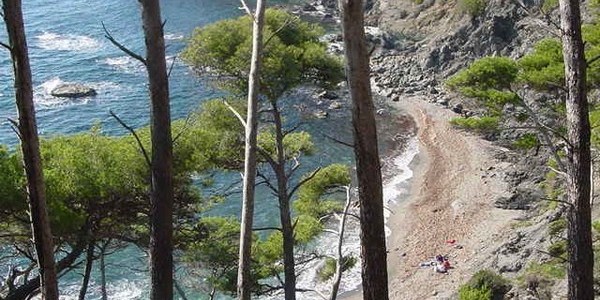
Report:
2,1,59,299
272,101,297,300
78,240,95,300
138,1,175,299
558,0,594,298
237,0,266,298
338,0,389,299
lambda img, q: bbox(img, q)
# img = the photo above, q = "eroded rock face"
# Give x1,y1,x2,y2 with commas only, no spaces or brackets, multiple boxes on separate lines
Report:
51,83,97,98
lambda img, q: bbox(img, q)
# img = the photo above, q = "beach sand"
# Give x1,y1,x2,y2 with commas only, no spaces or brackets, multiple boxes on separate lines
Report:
343,96,522,299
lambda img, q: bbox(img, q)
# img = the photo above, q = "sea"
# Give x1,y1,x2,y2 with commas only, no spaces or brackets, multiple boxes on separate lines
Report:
0,0,418,299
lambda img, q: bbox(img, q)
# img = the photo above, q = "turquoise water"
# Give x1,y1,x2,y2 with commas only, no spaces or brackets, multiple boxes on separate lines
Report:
0,0,362,298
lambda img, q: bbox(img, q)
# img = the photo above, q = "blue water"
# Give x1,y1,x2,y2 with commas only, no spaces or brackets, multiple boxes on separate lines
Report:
0,0,359,298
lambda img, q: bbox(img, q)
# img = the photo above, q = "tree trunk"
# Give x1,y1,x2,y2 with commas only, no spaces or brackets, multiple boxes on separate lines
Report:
138,1,175,299
338,1,389,299
558,0,594,298
237,1,266,298
329,186,352,300
78,240,95,300
2,1,59,299
272,102,296,300
99,241,108,300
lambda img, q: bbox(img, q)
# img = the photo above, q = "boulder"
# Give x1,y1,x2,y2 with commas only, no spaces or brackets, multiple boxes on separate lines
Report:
319,90,339,100
51,83,97,98
329,101,342,109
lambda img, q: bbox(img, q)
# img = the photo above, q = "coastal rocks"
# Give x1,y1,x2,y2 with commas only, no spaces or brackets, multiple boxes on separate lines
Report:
51,83,97,98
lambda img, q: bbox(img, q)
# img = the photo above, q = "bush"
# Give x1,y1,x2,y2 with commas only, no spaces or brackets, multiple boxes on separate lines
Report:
523,262,565,281
548,218,567,237
463,270,510,299
459,284,492,300
450,117,499,134
547,240,567,258
317,256,357,281
512,133,539,150
458,0,486,17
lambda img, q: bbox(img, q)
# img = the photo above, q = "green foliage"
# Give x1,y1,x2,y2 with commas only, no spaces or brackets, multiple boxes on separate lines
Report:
447,57,519,114
458,0,486,17
181,217,242,294
548,218,567,237
182,8,344,99
467,270,510,297
317,256,357,281
512,133,539,150
583,21,600,86
589,108,600,148
293,215,324,244
541,0,558,12
458,284,492,300
257,131,314,161
173,99,245,171
449,117,499,134
40,132,148,235
523,261,566,281
593,220,600,234
518,39,564,90
318,256,357,281
295,164,351,218
0,146,26,214
548,240,567,258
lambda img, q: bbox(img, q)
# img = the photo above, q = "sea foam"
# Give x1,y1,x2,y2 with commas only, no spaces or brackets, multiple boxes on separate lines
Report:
36,32,102,52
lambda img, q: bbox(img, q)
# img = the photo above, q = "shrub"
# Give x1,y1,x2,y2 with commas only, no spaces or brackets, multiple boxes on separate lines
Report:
458,0,486,17
459,284,492,300
512,133,539,150
317,256,357,281
523,262,565,281
450,117,499,134
548,218,567,237
547,240,567,258
462,270,510,299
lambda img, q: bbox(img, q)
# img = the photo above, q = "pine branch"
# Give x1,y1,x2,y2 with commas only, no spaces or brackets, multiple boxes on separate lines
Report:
109,110,151,168
101,22,147,66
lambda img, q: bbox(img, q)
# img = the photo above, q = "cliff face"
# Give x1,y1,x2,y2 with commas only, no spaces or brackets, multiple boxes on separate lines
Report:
369,0,558,93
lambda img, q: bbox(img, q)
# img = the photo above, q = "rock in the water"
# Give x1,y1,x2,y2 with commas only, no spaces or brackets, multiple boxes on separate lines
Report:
314,110,328,119
302,3,317,11
329,101,342,109
51,83,97,98
319,90,339,100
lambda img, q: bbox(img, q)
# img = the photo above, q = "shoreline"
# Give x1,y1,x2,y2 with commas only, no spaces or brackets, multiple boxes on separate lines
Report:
342,96,520,299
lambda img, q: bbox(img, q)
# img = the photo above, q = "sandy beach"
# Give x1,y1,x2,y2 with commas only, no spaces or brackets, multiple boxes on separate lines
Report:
344,96,522,299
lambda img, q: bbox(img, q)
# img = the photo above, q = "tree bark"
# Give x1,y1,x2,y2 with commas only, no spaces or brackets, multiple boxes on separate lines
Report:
138,1,175,299
329,186,351,300
338,0,389,299
272,102,297,300
2,1,59,299
558,0,594,298
237,1,266,298
78,240,95,300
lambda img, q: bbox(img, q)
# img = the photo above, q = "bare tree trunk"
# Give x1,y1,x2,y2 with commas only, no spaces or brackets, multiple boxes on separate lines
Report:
78,240,95,300
272,102,297,300
558,0,594,298
237,1,266,298
329,186,352,300
99,242,108,300
2,1,59,299
138,1,175,299
338,1,389,299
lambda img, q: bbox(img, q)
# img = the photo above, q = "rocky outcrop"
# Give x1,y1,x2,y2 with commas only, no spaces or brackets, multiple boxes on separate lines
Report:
51,83,97,98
